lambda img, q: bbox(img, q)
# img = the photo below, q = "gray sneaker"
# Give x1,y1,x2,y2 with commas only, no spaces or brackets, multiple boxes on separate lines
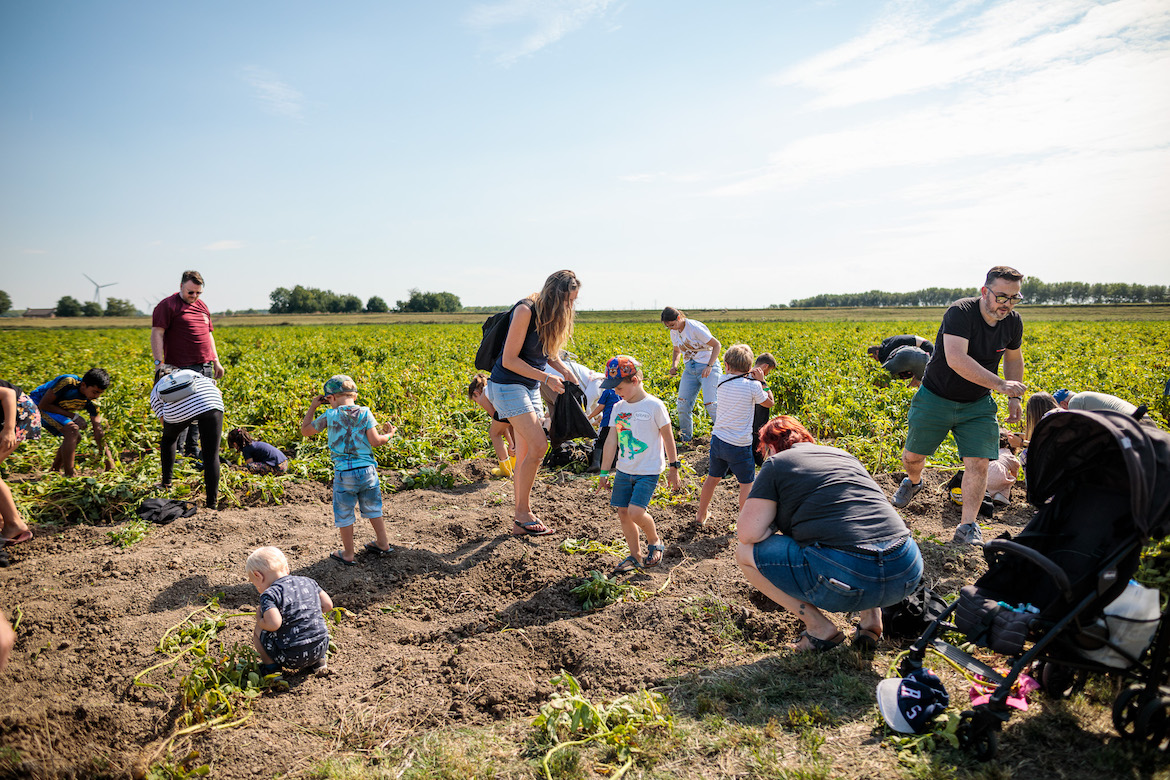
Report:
891,477,923,508
952,523,984,545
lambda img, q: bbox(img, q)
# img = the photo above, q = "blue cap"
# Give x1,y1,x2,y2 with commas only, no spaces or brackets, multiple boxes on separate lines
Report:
876,668,950,734
1053,388,1072,405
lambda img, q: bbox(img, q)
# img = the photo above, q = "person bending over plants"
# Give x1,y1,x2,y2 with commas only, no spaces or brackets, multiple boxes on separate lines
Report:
29,367,115,477
227,428,289,475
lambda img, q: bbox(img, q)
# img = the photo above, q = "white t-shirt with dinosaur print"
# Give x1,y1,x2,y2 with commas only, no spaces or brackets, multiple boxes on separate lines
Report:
612,394,671,476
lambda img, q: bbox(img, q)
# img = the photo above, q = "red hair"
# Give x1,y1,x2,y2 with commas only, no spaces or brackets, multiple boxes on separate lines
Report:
757,416,816,459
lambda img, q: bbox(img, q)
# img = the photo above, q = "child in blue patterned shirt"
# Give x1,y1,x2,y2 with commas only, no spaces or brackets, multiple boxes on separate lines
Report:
246,546,333,676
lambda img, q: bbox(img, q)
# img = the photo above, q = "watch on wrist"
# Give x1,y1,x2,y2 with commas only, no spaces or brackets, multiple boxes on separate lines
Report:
153,359,161,366
669,460,681,469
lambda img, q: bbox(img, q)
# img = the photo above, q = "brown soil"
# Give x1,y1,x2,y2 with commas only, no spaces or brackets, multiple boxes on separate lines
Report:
0,450,1100,778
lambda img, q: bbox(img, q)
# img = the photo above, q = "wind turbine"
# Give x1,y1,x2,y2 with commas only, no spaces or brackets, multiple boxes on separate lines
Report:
84,274,117,305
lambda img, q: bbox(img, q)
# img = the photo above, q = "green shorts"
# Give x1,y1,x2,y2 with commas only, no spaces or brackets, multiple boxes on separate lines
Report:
905,385,999,460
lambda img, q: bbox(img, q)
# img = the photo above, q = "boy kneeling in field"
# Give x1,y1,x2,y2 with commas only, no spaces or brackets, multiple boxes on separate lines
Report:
598,356,681,577
246,546,333,676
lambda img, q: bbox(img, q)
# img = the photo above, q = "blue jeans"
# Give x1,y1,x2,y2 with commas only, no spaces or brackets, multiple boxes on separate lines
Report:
752,535,923,613
677,359,722,440
485,380,542,420
332,465,382,527
708,434,755,484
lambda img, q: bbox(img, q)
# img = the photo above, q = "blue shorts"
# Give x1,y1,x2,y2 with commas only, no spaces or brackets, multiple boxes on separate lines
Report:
485,381,542,420
752,535,923,613
610,471,660,510
332,465,382,527
708,434,755,484
40,411,76,437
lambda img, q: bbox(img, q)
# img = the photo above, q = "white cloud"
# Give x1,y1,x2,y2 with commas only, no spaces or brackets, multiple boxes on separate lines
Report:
464,0,618,64
717,0,1170,196
203,240,244,251
241,67,305,119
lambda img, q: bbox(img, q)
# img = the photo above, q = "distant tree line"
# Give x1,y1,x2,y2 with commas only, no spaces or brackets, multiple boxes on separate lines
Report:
786,278,1170,308
268,286,461,314
53,296,139,317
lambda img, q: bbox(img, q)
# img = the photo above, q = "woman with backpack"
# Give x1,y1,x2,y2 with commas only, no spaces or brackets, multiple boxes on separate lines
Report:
485,270,581,537
150,365,225,510
735,416,923,653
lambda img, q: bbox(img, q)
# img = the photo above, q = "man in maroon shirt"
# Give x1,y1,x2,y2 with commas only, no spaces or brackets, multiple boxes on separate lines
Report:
151,270,225,458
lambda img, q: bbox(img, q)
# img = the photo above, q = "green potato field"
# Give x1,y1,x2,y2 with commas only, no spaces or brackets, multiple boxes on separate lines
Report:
2,320,1168,521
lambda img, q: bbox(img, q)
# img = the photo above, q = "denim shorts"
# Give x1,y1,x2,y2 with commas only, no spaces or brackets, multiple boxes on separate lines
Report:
752,535,923,613
708,434,755,484
610,471,660,509
333,465,382,527
906,385,999,460
485,380,542,420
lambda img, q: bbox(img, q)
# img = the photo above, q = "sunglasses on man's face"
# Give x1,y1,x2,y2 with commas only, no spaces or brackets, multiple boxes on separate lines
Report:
986,290,1024,305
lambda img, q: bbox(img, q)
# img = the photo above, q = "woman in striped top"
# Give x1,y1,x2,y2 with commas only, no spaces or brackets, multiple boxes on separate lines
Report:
150,366,225,509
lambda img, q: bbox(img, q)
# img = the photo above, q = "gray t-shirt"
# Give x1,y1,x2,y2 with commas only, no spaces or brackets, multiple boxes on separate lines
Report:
748,443,909,546
1067,391,1137,415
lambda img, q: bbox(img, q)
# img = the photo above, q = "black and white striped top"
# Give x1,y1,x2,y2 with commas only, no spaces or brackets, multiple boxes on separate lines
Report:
149,373,225,423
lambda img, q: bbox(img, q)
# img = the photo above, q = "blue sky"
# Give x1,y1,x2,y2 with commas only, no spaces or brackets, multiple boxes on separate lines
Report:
2,0,1167,313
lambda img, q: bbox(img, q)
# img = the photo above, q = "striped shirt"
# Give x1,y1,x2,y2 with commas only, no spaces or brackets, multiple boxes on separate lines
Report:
149,372,224,424
712,374,769,447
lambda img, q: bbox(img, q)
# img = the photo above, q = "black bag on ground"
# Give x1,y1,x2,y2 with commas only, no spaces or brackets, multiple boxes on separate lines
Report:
542,440,595,469
953,584,1037,655
474,301,524,371
137,498,197,525
882,584,949,638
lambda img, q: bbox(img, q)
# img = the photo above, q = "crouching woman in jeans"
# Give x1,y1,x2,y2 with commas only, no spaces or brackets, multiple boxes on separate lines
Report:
150,365,225,509
736,416,923,652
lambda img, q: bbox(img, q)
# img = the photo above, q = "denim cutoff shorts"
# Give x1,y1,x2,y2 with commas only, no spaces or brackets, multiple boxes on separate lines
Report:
708,434,756,484
332,464,382,527
610,471,660,510
752,535,923,613
485,380,542,420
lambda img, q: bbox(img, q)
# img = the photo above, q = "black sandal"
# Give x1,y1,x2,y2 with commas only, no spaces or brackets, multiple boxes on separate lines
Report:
792,630,846,653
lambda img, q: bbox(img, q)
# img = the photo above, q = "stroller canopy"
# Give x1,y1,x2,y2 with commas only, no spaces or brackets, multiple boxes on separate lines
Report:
1026,409,1170,540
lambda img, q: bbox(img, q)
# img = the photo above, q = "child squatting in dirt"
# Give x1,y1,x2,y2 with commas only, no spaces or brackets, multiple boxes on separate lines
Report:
246,546,333,676
300,374,396,565
598,355,681,576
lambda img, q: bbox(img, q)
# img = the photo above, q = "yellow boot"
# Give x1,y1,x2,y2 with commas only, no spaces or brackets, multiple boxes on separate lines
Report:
491,458,514,478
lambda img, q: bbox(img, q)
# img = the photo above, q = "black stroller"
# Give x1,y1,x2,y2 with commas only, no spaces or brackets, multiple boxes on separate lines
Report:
897,407,1170,760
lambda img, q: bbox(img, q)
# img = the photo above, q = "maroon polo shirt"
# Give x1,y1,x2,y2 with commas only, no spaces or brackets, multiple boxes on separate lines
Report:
152,293,215,366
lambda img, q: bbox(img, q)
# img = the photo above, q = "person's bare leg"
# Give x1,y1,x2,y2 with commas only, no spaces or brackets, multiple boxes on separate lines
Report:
617,507,642,563
509,412,549,529
901,450,926,484
737,482,752,512
695,475,720,525
59,427,81,477
0,478,30,541
337,525,356,562
368,516,390,551
959,457,989,527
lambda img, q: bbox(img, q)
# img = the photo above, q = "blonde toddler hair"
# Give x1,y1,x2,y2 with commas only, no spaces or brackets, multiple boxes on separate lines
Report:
246,546,290,579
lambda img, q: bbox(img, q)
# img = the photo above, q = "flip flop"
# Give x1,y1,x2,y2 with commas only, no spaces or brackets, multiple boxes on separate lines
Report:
852,626,882,652
791,630,846,653
364,541,393,556
610,555,643,577
329,551,355,566
1,530,32,546
644,542,665,568
512,519,553,537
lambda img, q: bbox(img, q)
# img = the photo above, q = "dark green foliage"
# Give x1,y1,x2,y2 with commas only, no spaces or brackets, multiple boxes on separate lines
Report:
396,288,461,313
56,295,83,316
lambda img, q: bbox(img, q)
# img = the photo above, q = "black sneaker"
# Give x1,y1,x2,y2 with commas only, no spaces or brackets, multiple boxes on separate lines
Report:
891,477,923,508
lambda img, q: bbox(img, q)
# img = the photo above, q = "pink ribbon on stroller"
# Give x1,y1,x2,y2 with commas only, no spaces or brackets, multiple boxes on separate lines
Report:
968,671,1039,711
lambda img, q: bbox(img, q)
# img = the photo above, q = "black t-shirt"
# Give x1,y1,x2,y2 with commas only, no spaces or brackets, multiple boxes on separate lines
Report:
747,443,910,546
922,297,1022,402
0,380,21,427
489,300,548,390
877,334,933,363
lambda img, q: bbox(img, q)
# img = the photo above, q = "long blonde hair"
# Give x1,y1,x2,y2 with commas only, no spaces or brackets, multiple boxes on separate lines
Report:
1024,391,1058,441
530,270,580,357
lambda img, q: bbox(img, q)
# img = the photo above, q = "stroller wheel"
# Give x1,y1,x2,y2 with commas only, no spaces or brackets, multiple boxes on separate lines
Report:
1114,686,1154,739
957,711,999,762
1136,697,1170,751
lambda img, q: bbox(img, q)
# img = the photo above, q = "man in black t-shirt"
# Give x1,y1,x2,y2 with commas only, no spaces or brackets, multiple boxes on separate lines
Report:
891,267,1026,545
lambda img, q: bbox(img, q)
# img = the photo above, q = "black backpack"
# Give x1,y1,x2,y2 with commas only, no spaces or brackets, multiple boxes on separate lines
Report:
882,584,949,638
137,498,198,525
473,301,525,372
